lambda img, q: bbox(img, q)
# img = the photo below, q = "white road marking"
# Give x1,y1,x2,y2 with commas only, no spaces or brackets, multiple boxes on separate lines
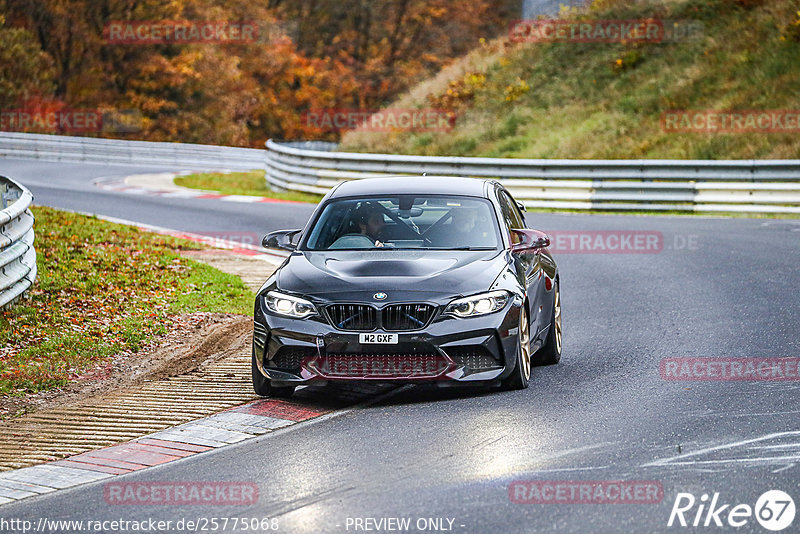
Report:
772,463,797,473
686,409,800,418
657,456,800,466
219,195,264,203
749,443,800,450
644,431,800,467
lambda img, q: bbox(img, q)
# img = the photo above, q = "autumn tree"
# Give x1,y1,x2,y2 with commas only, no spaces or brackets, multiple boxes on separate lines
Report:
0,11,55,109
268,0,522,107
1,0,522,144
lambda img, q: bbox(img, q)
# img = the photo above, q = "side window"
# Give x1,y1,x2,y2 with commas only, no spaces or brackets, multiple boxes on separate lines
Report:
509,194,527,229
512,196,527,228
498,191,525,232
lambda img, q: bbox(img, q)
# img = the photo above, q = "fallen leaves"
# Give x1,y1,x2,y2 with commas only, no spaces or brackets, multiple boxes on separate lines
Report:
0,207,252,396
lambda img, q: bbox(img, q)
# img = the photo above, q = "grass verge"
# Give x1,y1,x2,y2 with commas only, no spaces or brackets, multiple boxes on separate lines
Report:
174,171,323,203
341,0,800,160
0,207,256,397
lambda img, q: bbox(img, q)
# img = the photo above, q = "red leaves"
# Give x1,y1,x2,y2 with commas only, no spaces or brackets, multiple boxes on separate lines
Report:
0,207,205,395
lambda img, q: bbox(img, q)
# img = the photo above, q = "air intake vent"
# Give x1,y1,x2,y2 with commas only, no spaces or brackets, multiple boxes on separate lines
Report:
317,353,448,378
270,346,317,371
326,304,377,332
446,346,501,371
382,304,435,331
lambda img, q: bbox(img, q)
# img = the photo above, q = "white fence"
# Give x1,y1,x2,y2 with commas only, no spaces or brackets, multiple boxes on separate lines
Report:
265,140,800,214
0,176,36,309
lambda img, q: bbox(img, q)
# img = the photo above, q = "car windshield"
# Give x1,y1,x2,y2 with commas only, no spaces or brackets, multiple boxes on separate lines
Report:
303,195,501,251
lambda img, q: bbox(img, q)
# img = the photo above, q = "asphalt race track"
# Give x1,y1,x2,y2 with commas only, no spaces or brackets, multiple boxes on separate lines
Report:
0,159,318,246
1,159,799,533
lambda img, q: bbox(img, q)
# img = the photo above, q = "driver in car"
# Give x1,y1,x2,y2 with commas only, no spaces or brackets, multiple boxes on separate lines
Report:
429,206,480,248
357,203,386,247
451,207,477,234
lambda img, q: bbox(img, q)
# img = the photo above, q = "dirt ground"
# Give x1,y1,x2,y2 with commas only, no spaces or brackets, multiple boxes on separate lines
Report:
0,312,252,420
0,249,275,421
180,249,278,292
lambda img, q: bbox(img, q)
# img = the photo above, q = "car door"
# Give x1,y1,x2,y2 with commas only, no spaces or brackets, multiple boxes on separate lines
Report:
496,187,549,341
496,185,536,280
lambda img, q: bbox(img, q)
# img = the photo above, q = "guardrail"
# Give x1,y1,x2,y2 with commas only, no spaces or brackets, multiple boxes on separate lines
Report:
1,133,798,214
265,140,800,214
0,176,36,310
0,132,264,171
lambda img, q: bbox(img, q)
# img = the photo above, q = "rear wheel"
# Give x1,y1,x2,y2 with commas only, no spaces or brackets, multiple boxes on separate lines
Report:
532,280,561,366
252,348,296,398
503,305,532,390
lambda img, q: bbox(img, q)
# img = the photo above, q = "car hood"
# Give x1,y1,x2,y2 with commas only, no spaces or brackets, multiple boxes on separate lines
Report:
277,250,508,299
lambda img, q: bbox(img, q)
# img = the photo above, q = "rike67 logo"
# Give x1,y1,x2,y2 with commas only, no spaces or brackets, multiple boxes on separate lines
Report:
668,490,796,531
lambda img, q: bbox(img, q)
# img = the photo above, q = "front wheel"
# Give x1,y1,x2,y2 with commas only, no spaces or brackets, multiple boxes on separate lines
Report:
252,348,296,398
502,305,532,390
532,280,561,366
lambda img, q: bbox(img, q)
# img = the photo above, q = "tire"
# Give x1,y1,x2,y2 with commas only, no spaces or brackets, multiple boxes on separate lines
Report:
532,280,562,366
252,348,296,398
503,305,532,390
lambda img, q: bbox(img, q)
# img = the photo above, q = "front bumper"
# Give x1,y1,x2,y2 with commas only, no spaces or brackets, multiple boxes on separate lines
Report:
253,297,522,387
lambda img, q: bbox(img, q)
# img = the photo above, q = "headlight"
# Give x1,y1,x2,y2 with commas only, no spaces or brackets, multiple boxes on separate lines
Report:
444,290,510,318
264,291,317,318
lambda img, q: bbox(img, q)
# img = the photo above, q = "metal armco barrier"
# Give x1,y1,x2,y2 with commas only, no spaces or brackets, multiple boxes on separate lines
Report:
0,133,798,214
0,176,36,309
265,140,800,214
0,132,264,171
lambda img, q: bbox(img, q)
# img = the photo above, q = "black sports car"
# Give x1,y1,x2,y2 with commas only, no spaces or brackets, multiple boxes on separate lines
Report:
252,177,561,397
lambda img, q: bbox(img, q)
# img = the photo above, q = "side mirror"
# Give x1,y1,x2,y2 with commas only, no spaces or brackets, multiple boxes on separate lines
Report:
263,229,301,251
516,201,527,213
510,229,550,254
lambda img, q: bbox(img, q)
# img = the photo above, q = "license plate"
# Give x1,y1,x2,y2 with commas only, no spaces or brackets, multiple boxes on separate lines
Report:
359,333,399,344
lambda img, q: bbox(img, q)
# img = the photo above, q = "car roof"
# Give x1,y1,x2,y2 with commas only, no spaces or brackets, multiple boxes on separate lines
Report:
329,176,493,199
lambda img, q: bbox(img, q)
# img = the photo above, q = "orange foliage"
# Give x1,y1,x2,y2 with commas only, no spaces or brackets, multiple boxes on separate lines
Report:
1,0,518,145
